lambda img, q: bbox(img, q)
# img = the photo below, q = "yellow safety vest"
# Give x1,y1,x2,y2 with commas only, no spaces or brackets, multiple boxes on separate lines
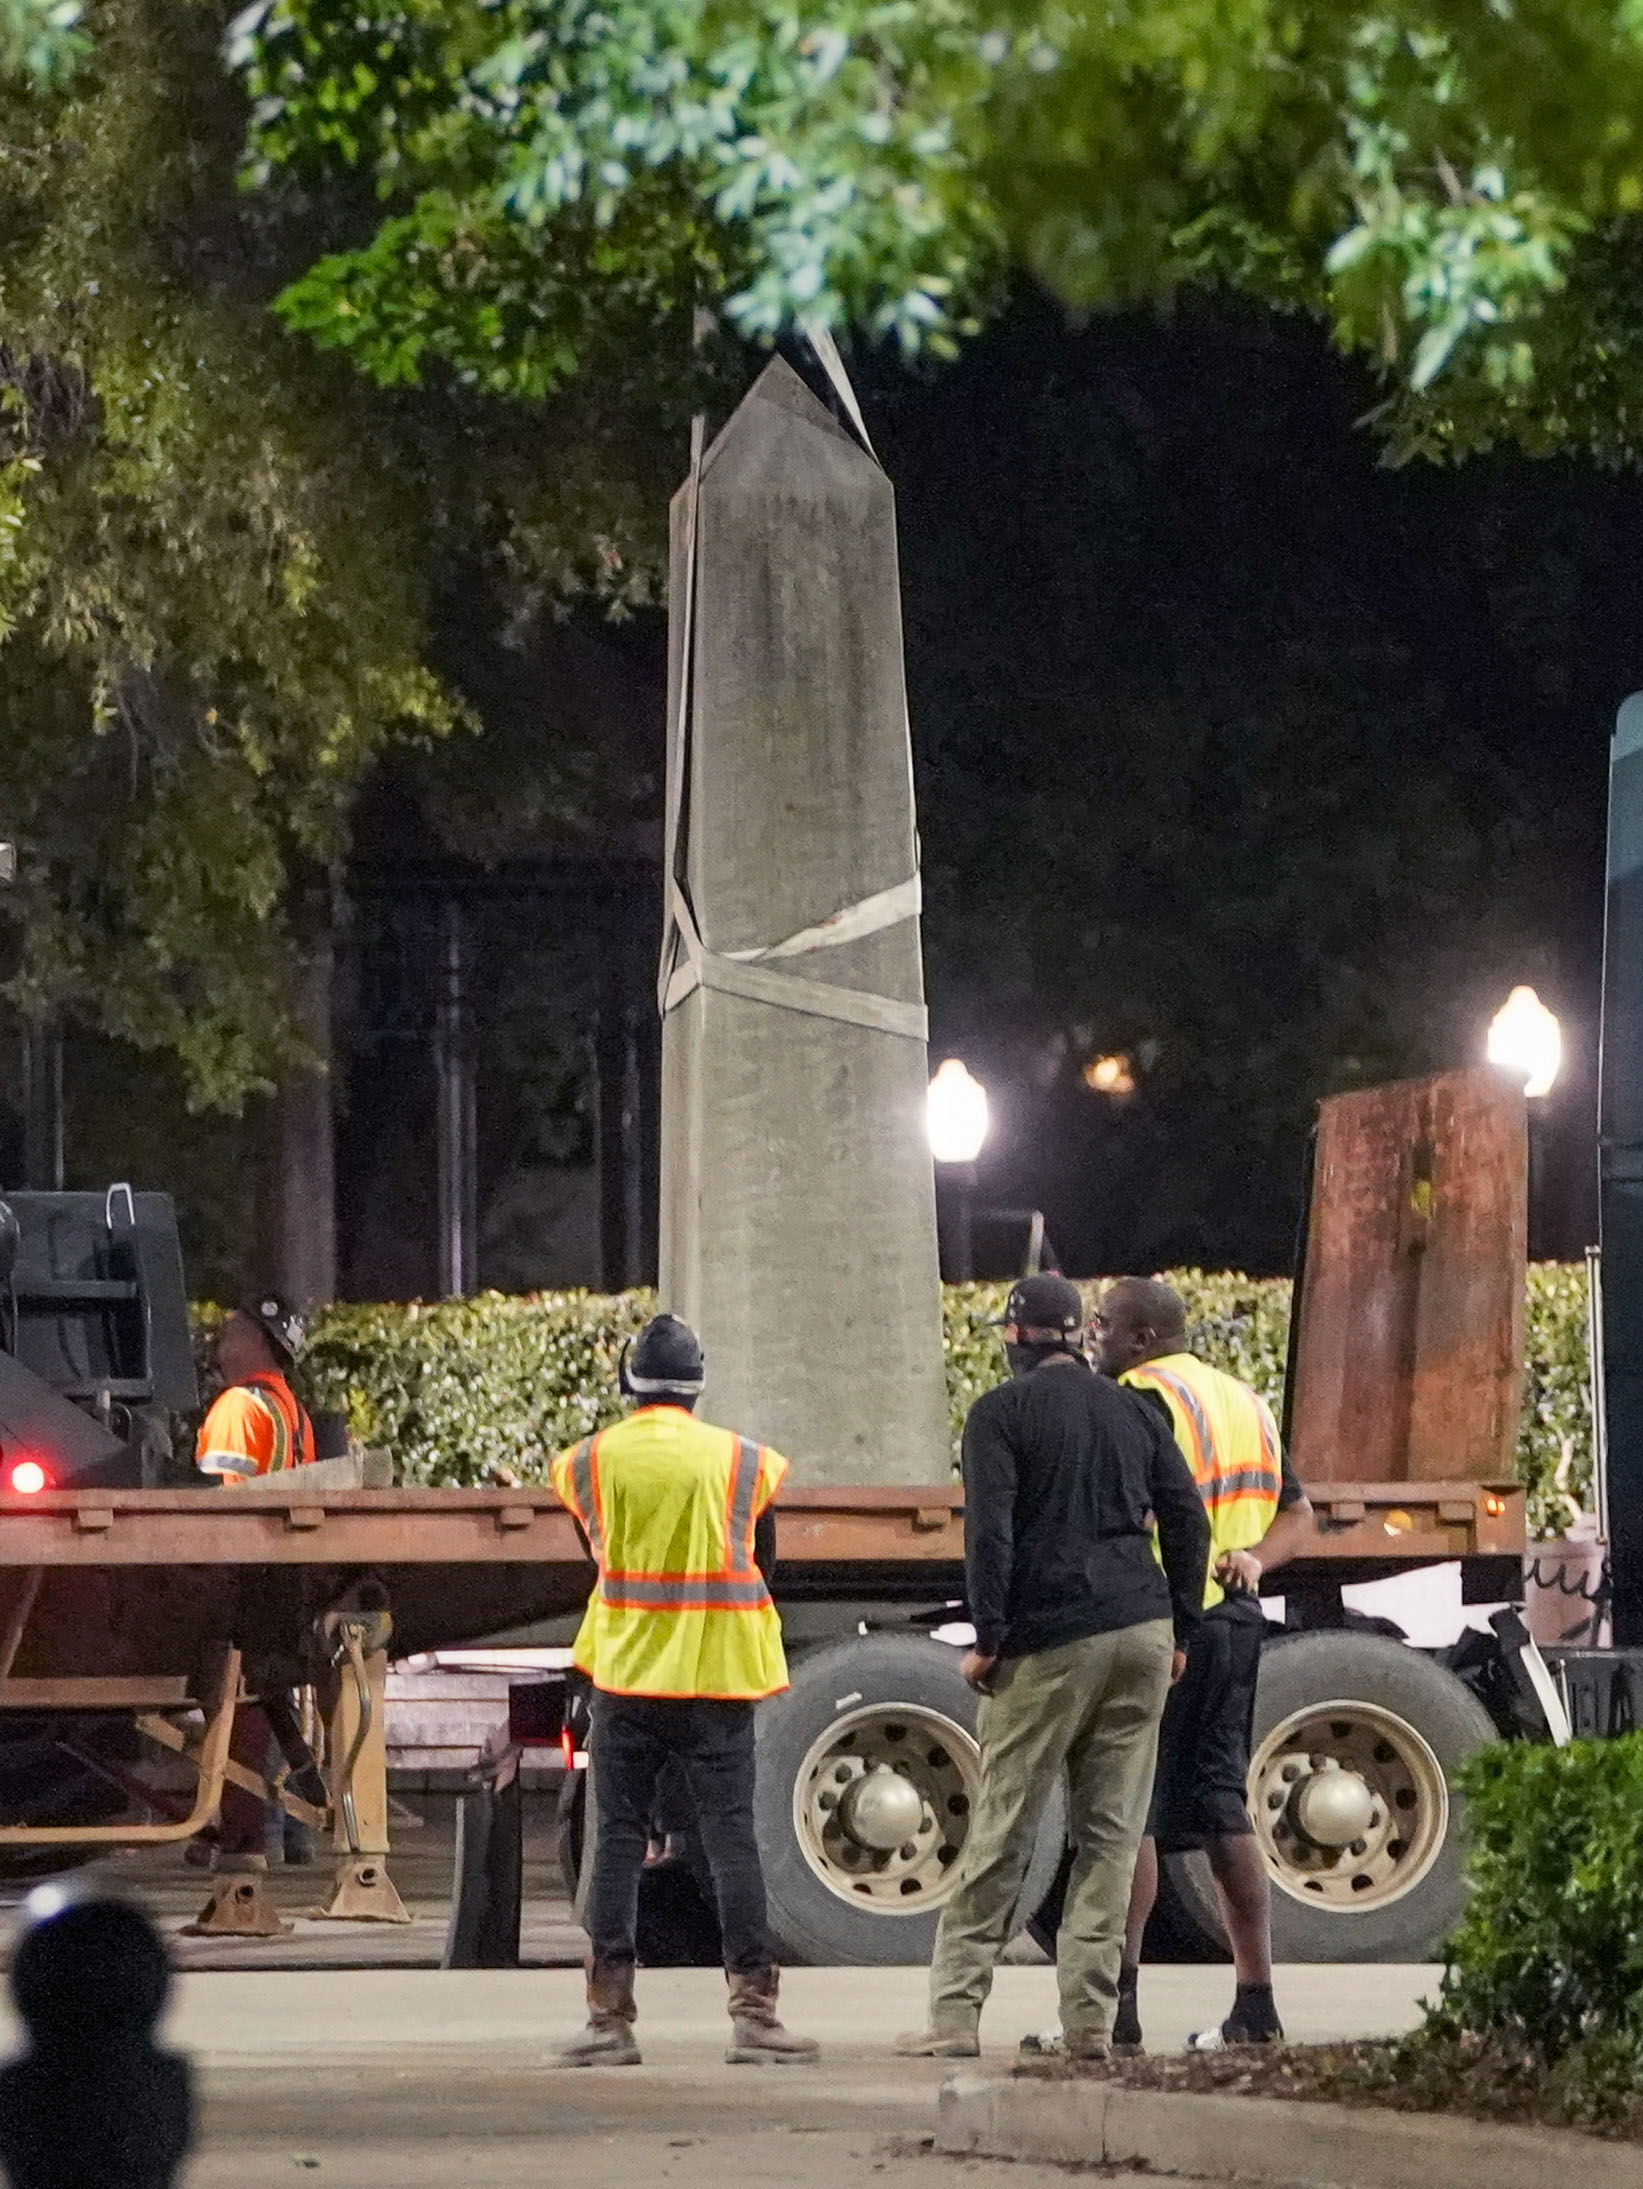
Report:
1122,1352,1284,1610
551,1406,790,1702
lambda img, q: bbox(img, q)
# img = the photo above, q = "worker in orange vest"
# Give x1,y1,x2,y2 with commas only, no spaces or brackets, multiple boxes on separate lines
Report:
194,1297,316,1481
190,1295,318,1884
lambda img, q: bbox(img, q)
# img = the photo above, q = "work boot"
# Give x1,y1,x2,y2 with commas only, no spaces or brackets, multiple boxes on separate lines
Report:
550,1960,642,2069
892,2021,980,2058
725,1968,820,2065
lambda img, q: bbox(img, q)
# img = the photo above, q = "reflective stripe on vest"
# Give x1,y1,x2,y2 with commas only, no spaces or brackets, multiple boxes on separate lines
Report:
600,1436,768,1613
1124,1353,1284,1612
246,1384,289,1474
242,1374,315,1474
1125,1363,1281,1511
1133,1364,1214,1481
568,1435,605,1562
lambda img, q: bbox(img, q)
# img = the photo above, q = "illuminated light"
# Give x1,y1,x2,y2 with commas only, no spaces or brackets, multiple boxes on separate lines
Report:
1383,1509,1414,1537
7,1461,47,1495
22,1884,71,1924
1484,1493,1507,1518
560,1726,575,1772
926,1059,989,1164
1487,985,1561,1100
1082,1053,1136,1097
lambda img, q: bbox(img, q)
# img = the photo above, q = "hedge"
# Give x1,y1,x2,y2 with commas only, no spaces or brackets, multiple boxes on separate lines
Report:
257,1265,1593,1539
1412,1734,1643,2115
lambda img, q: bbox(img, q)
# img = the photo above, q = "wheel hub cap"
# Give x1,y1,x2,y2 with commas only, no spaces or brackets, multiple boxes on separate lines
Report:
839,1765,926,1852
1291,1761,1376,1848
1249,1700,1449,1915
793,1703,979,1913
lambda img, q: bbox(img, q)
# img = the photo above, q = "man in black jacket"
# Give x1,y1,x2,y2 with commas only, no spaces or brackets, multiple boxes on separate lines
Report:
895,1276,1209,2064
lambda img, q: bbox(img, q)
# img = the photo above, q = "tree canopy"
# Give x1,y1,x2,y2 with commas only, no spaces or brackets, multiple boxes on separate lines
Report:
227,0,1643,464
0,0,83,88
0,0,701,1109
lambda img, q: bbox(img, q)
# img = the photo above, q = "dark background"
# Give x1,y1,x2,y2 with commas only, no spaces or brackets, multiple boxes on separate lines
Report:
5,288,1630,1293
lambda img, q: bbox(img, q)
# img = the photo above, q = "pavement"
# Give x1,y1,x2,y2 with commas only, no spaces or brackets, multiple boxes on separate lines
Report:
0,1957,1438,2187
0,1811,1439,2185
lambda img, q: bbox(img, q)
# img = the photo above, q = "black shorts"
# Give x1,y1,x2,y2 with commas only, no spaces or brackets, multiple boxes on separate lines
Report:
1148,1593,1267,1850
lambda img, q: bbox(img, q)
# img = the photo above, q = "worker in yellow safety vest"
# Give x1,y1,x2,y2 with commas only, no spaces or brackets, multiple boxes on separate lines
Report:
1093,1277,1314,2053
548,1314,818,2069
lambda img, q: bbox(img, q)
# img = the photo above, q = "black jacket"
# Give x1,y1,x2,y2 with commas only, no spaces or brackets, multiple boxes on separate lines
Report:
962,1356,1210,1659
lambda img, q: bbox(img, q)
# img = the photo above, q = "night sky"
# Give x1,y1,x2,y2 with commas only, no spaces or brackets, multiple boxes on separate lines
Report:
846,289,1634,1275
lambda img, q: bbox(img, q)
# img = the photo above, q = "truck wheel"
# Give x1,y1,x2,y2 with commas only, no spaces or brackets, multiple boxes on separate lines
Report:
1163,1631,1497,1963
753,1635,1067,1967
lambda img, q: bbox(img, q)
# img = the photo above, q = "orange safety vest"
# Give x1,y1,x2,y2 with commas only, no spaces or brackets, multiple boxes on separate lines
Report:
552,1406,789,1701
1122,1351,1284,1608
195,1371,317,1481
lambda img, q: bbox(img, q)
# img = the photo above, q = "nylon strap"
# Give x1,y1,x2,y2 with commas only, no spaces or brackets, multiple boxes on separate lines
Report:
663,879,927,1042
657,373,926,1045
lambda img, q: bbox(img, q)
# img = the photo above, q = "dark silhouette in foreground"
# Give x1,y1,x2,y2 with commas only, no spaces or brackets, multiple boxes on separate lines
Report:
0,1895,191,2188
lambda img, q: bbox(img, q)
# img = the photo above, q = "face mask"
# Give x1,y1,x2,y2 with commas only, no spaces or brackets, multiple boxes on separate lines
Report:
1007,1340,1073,1377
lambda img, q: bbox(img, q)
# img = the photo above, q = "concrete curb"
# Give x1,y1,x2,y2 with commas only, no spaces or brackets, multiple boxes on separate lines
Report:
935,2074,1643,2189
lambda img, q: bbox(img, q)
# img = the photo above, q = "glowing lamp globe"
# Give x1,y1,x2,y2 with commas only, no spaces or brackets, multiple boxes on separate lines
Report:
1487,986,1562,1101
927,1059,989,1165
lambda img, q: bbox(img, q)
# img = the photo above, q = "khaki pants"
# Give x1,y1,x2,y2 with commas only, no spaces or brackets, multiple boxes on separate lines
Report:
927,1620,1175,2043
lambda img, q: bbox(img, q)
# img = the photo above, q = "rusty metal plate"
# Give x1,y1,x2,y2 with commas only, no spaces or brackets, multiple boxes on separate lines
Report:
1288,1068,1527,1486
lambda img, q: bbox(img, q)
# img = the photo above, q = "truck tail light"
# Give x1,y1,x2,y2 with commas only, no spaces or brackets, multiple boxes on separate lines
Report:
5,1460,49,1495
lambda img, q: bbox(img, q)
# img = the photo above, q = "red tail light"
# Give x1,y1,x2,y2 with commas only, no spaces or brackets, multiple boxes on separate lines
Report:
560,1726,575,1771
6,1461,49,1495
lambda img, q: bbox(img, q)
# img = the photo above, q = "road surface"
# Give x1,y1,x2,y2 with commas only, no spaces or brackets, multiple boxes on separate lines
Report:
0,1808,1438,2184
2,1958,1437,2186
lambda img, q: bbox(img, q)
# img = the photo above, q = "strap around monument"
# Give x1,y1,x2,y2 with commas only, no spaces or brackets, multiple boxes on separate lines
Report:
657,388,927,1043
801,320,877,460
663,876,927,1042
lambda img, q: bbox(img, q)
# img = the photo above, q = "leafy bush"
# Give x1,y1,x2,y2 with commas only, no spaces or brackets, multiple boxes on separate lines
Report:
1411,1736,1643,2118
205,1265,1593,1529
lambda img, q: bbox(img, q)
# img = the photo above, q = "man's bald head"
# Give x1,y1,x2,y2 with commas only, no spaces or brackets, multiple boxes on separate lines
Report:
1093,1277,1188,1377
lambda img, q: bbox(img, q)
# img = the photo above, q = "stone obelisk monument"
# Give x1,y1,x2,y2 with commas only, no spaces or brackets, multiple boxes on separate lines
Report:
657,357,950,1483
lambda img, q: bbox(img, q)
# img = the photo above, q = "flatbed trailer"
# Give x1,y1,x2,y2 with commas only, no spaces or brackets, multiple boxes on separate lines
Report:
0,1473,1529,1961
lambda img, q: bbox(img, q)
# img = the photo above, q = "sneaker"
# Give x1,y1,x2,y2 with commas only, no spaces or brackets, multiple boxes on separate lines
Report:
1016,2028,1109,2068
1186,2012,1285,2052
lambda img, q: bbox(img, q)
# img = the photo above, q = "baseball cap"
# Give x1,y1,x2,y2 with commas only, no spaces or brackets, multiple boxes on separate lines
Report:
993,1275,1085,1338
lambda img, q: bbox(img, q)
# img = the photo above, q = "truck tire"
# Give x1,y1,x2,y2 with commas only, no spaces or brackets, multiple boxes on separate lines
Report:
1163,1631,1498,1963
752,1635,1067,1967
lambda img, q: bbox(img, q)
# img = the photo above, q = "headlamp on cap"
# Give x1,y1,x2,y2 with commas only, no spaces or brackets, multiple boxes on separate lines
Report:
240,1294,306,1368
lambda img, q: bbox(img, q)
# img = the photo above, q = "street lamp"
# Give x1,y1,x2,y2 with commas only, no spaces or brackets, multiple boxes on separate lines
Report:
927,1060,989,1280
1488,986,1562,1258
1487,986,1561,1100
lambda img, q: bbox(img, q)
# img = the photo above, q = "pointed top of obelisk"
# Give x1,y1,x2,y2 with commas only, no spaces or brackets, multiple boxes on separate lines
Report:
699,353,878,484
